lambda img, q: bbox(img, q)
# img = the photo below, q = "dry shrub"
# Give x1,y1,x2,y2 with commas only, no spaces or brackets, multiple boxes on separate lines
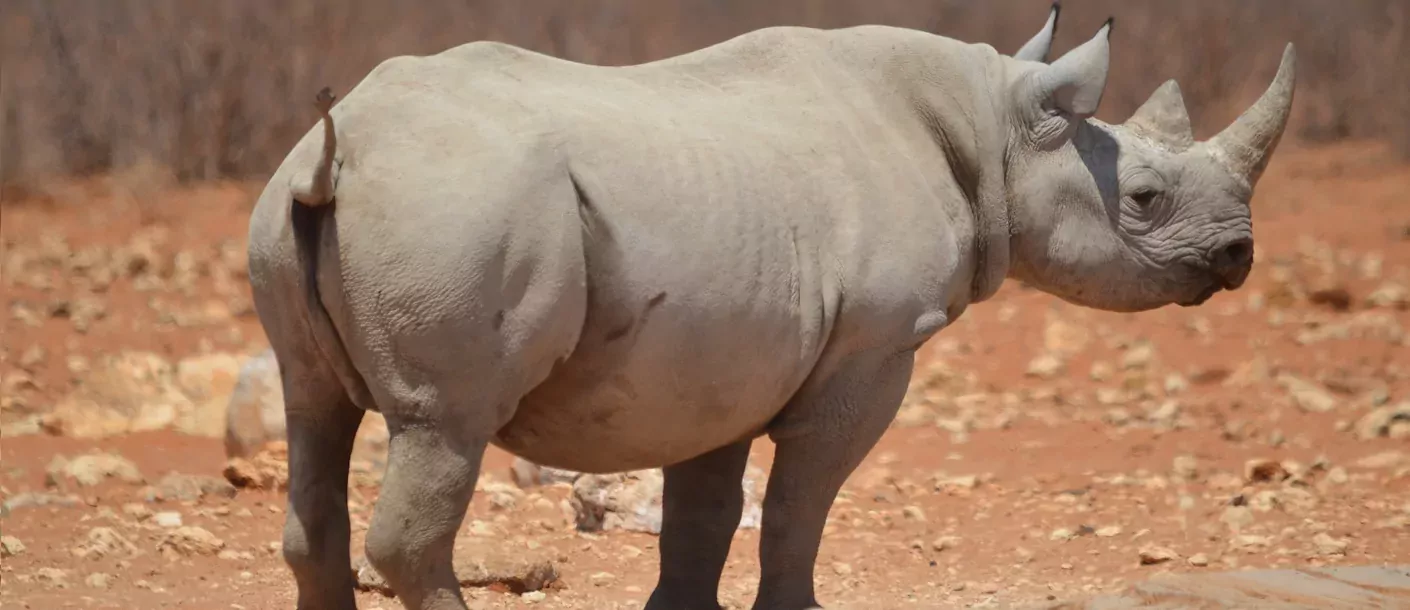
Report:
1,0,1405,190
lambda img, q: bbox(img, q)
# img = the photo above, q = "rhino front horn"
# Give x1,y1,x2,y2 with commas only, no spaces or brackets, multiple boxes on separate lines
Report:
1210,43,1297,188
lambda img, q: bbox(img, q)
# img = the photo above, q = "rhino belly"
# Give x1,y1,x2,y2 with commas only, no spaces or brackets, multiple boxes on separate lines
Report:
493,321,807,473
492,391,768,473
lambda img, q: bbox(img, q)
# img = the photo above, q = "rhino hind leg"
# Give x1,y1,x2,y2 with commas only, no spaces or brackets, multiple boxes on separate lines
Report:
279,355,365,610
752,353,914,610
646,439,754,610
364,421,486,610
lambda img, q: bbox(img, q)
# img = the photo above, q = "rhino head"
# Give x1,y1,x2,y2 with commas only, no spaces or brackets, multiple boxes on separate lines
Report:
1001,20,1296,312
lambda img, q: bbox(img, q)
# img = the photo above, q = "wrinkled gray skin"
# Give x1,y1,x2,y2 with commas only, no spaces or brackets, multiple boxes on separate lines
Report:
248,12,1295,609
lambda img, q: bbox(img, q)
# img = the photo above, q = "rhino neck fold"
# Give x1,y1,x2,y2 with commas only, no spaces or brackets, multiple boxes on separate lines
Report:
901,45,1014,305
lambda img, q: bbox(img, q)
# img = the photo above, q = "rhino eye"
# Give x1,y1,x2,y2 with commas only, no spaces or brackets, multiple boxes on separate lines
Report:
1130,187,1159,207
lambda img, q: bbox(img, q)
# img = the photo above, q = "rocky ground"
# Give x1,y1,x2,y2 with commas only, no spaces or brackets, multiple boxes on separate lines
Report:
2,143,1409,609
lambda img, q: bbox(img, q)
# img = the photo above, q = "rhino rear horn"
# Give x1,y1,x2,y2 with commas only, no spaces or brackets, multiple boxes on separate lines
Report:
1210,43,1297,188
1126,80,1194,150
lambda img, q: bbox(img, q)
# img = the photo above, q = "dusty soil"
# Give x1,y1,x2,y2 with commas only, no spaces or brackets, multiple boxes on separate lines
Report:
2,143,1409,609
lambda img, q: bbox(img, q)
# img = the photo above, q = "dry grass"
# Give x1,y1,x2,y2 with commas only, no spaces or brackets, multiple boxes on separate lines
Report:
2,0,1406,190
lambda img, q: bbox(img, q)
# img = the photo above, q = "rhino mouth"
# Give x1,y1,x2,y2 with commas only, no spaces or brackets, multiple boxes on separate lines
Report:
1179,282,1223,307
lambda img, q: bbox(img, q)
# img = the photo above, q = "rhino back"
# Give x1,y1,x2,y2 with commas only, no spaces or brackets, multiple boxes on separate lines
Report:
296,27,987,470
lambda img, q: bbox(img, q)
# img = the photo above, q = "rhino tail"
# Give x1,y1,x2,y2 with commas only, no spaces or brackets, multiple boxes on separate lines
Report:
290,87,340,207
287,87,377,412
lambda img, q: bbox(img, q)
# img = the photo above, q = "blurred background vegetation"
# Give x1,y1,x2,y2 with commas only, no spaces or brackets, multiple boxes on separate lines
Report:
2,0,1406,191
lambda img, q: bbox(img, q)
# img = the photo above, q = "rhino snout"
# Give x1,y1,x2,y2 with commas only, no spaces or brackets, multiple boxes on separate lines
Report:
1176,236,1253,308
1208,237,1254,290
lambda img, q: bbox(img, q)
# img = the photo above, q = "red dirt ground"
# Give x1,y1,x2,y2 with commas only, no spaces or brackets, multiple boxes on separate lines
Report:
2,143,1409,609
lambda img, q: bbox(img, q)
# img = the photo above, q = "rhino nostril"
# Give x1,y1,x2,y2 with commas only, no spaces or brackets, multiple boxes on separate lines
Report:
1209,238,1254,289
1215,238,1254,268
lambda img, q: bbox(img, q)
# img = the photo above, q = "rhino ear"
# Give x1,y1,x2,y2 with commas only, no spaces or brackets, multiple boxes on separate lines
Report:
1014,1,1061,63
1126,80,1195,149
1034,18,1112,118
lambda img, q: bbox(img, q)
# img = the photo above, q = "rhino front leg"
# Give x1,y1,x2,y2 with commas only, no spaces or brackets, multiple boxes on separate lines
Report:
753,353,913,610
646,439,753,610
364,421,486,610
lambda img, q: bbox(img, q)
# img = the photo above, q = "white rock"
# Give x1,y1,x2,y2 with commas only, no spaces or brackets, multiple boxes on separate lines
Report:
1229,534,1272,551
1138,545,1177,565
1327,467,1349,484
570,471,664,534
153,511,183,528
1366,282,1408,309
1312,532,1349,556
1355,451,1406,470
1172,455,1199,480
157,526,224,558
1025,353,1065,379
1,535,26,557
44,351,189,438
569,465,764,534
153,473,236,502
45,453,143,488
589,571,616,587
1121,342,1155,370
481,481,524,511
71,527,139,560
509,457,582,489
901,505,926,522
218,549,255,561
1043,318,1091,355
1089,361,1114,381
933,536,960,552
34,567,70,588
122,502,153,521
221,349,389,460
1277,374,1337,413
1355,402,1410,440
1220,506,1255,533
174,353,243,437
1163,373,1189,395
222,348,285,458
